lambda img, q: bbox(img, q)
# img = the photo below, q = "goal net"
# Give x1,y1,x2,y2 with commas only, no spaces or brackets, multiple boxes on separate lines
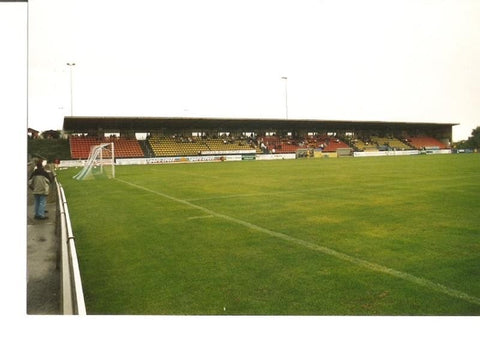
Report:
73,142,115,180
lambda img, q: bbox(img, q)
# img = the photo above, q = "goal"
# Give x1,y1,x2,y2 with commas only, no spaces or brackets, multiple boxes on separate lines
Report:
73,142,115,180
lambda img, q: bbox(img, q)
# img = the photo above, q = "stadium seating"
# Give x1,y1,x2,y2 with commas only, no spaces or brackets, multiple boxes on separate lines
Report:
321,138,350,152
69,136,144,159
259,135,352,153
148,137,261,157
70,137,100,159
148,137,208,157
260,136,303,153
105,138,144,158
68,134,448,159
406,137,448,150
371,136,412,150
354,139,378,152
206,138,258,152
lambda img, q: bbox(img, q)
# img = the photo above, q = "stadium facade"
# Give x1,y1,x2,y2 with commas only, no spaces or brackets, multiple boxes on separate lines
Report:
63,116,455,144
60,116,457,162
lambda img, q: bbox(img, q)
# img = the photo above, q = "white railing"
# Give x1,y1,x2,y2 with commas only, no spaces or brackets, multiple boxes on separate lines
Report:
56,179,87,315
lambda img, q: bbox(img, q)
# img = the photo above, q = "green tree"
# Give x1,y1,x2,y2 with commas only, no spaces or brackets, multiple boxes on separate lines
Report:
41,130,61,139
454,127,480,150
469,126,480,149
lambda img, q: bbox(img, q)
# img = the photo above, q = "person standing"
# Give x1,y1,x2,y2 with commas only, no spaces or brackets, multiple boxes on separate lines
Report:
29,160,52,220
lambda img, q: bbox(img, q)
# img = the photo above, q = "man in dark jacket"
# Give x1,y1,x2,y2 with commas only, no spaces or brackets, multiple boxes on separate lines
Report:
29,160,53,220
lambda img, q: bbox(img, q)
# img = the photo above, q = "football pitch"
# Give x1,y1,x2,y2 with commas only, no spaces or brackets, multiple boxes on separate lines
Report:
57,154,480,315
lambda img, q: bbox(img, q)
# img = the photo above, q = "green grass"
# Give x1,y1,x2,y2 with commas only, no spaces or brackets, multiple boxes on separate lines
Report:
57,154,480,315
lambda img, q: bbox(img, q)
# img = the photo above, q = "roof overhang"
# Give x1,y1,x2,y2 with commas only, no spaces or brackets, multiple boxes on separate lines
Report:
62,116,458,133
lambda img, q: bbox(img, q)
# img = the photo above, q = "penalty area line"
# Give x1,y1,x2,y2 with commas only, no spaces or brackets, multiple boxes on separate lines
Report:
116,178,480,307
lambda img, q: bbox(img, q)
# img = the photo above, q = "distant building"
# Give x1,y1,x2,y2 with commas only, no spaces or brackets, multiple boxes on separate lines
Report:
28,128,39,139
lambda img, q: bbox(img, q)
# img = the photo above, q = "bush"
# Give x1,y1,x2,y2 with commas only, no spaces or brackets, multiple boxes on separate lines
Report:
28,137,71,162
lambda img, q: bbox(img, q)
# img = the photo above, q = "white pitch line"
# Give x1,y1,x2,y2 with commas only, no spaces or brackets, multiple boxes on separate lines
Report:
187,215,215,220
116,178,480,307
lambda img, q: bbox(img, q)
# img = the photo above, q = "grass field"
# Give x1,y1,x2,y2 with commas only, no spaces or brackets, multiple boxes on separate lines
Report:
57,154,480,315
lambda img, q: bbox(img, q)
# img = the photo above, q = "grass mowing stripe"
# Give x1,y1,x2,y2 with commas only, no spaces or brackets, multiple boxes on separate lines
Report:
184,174,474,202
116,177,480,307
185,185,341,202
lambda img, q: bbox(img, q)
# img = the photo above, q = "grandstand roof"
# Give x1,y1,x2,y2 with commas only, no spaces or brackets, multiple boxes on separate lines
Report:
63,116,457,133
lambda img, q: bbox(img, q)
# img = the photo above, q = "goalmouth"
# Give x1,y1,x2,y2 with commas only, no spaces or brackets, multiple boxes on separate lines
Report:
73,142,115,180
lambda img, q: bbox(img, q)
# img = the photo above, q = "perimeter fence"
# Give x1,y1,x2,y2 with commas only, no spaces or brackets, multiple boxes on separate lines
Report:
55,178,86,315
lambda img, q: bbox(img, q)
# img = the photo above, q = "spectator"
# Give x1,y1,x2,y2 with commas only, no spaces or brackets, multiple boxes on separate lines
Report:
29,160,52,220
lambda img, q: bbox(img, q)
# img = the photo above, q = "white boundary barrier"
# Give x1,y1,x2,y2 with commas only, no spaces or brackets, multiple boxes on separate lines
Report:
353,150,419,157
58,153,297,167
56,179,87,315
60,150,457,170
255,153,296,160
353,149,451,157
59,160,87,168
60,150,453,167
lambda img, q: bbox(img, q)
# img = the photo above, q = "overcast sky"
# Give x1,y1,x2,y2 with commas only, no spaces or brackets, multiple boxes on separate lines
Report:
27,0,480,141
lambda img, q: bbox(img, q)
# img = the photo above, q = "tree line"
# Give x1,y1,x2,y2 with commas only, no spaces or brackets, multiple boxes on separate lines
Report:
455,127,480,150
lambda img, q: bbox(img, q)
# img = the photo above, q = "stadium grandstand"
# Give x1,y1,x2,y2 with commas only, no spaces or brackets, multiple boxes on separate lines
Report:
61,117,456,160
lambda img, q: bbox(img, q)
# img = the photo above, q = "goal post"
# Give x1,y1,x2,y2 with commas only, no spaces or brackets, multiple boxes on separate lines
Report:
73,142,115,180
